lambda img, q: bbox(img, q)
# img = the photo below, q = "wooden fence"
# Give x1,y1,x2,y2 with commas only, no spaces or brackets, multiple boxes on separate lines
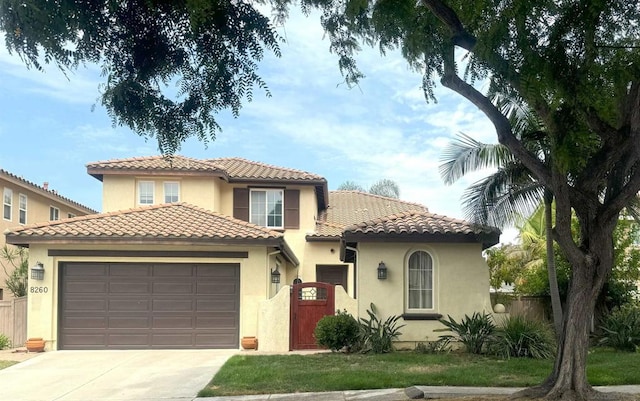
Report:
0,297,27,347
508,296,549,321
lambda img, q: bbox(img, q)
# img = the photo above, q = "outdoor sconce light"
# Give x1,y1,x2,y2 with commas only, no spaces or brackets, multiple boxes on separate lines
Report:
377,261,388,280
31,262,45,280
271,268,281,284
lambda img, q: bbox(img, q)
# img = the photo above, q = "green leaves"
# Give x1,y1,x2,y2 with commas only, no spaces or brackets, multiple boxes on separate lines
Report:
437,312,495,354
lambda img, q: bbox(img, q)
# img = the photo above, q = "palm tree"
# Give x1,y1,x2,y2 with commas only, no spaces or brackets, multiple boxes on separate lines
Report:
439,104,564,337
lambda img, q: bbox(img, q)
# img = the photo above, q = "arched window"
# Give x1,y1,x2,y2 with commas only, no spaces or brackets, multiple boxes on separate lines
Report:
407,251,433,310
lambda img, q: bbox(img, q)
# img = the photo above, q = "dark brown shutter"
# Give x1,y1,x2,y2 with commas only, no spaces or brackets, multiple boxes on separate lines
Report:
284,189,300,229
233,188,249,222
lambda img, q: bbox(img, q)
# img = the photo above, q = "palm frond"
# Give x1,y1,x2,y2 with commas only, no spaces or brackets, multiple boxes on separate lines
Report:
439,133,512,185
460,162,543,228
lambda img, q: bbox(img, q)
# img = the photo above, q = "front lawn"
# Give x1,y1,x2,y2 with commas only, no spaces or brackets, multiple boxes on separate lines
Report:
199,349,640,397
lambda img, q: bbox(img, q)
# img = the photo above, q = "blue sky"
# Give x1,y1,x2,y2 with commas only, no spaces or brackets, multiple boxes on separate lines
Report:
0,10,515,242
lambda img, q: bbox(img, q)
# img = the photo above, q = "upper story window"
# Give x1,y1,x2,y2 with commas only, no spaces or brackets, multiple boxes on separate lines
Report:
50,206,60,221
164,182,180,203
138,181,154,205
3,188,12,221
18,194,27,224
407,250,434,311
250,189,283,229
68,213,76,218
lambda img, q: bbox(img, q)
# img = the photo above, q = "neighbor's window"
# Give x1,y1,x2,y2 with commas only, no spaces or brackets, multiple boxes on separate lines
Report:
250,189,283,228
50,206,60,221
407,250,434,310
3,188,12,221
19,194,27,224
164,182,180,203
68,213,76,218
138,181,154,205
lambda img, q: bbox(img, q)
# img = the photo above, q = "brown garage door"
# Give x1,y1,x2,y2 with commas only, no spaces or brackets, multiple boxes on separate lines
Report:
59,262,240,349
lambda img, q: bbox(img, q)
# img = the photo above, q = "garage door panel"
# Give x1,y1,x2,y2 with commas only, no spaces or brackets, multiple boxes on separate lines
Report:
109,298,151,312
152,316,194,329
153,281,194,294
110,264,151,276
60,262,239,349
65,264,108,276
63,316,107,329
196,333,237,347
197,299,238,312
62,334,107,347
109,281,151,293
197,282,238,295
197,265,239,277
109,333,151,346
152,334,194,346
64,299,107,311
153,299,194,312
154,264,194,276
65,281,108,294
109,317,151,329
197,315,238,328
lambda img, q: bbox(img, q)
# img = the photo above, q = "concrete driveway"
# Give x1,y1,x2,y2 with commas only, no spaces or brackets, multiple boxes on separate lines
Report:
0,349,237,401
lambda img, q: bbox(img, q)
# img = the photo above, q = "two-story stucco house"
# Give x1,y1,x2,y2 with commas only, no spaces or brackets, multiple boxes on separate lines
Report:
0,169,96,300
5,156,499,351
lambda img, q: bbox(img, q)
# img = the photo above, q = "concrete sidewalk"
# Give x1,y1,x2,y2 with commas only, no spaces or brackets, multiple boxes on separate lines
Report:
195,385,640,400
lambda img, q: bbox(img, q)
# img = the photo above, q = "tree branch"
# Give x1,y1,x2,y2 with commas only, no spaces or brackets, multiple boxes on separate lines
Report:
439,47,550,186
421,0,476,50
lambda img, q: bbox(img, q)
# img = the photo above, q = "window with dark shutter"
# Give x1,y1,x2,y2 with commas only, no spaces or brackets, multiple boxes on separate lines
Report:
284,189,300,229
233,188,249,222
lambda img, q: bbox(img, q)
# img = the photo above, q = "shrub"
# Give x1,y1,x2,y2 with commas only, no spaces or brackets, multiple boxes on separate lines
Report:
314,310,360,352
437,312,495,354
596,303,640,352
357,303,405,354
0,334,11,350
414,338,451,354
489,315,555,359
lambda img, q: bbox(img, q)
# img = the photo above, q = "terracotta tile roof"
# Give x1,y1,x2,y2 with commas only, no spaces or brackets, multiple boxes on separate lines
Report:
87,155,224,180
5,202,283,244
343,210,500,249
308,191,429,238
208,158,326,182
0,169,97,214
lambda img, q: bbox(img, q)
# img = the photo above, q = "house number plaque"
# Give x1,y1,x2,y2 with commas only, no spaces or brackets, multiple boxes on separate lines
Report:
30,286,49,294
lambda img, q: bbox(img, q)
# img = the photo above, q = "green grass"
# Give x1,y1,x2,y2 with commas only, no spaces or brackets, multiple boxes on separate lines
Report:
198,348,640,397
0,360,18,370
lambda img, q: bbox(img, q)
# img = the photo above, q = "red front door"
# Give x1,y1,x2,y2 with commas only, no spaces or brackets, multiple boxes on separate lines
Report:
290,282,335,350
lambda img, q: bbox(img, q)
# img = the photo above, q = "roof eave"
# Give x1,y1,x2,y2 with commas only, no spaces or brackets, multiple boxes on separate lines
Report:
342,232,501,249
305,235,341,242
5,235,285,248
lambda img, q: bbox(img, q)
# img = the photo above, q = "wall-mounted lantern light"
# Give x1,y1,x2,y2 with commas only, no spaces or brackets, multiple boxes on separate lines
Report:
31,262,45,280
271,268,281,284
377,261,388,280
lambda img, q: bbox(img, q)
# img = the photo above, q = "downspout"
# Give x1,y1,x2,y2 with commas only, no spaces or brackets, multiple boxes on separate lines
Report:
345,246,358,300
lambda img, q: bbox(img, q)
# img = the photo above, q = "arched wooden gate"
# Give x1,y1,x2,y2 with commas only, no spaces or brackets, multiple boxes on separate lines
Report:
290,282,335,350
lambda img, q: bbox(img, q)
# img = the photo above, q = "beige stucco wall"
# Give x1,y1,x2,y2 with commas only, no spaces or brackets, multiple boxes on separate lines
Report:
101,175,219,212
1,177,94,301
24,243,274,351
299,241,354,295
356,242,493,347
257,285,291,352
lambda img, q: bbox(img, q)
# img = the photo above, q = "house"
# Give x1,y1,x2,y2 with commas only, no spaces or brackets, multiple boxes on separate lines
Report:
0,169,96,300
5,156,499,351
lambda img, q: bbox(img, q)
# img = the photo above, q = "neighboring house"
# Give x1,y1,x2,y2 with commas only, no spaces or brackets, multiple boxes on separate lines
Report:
0,169,96,300
5,156,499,351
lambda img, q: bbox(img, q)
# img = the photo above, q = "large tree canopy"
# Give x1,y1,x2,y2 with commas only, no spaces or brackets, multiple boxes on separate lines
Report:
1,0,281,154
3,1,640,400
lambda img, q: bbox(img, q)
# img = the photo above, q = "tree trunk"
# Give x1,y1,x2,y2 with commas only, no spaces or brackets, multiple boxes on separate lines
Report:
515,222,626,401
544,191,563,339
